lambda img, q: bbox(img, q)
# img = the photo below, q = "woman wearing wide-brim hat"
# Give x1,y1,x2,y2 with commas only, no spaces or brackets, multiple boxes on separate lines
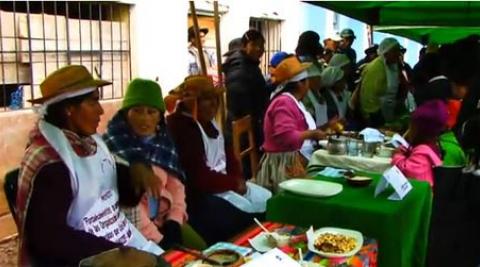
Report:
16,65,163,266
166,75,271,245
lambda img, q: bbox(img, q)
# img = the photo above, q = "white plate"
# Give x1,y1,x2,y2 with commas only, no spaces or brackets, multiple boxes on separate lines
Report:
307,227,363,258
248,232,274,252
279,179,343,197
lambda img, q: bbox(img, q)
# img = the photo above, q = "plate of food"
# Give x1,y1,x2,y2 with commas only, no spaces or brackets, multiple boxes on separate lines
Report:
279,179,343,198
248,226,307,252
307,227,363,258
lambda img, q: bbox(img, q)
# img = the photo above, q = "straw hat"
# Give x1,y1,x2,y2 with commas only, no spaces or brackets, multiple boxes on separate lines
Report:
271,56,311,84
30,65,111,104
181,75,224,99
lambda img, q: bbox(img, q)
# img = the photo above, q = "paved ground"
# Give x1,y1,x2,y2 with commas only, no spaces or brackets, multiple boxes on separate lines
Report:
0,236,18,267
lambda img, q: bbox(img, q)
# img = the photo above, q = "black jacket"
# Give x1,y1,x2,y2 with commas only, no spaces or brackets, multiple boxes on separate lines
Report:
223,50,268,146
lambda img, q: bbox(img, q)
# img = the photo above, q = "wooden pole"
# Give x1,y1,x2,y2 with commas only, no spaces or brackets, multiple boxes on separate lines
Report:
213,1,226,130
189,1,207,76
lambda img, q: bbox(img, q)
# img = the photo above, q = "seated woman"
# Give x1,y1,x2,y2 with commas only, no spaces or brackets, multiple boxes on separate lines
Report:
166,75,271,245
321,66,351,121
257,57,327,192
104,78,205,250
392,100,448,186
17,66,162,266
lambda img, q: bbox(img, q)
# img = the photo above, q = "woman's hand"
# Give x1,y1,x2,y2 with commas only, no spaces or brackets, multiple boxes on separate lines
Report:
129,162,162,198
235,178,248,195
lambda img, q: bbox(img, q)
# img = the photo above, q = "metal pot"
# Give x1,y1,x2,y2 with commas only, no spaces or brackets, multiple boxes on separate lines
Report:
327,136,347,155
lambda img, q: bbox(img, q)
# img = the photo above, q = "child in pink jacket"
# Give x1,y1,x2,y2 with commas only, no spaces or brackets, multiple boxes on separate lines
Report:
392,100,448,186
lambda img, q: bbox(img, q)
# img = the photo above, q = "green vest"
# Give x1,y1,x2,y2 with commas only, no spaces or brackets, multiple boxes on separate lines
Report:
439,131,467,167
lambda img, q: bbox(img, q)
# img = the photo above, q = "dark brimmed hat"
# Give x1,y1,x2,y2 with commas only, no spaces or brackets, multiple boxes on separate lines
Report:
30,65,111,104
188,26,209,41
340,28,356,39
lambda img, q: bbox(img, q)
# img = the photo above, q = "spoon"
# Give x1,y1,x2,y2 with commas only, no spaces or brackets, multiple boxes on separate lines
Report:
253,218,270,234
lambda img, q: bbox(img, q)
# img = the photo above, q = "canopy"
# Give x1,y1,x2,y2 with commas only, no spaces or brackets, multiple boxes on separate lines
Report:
374,26,480,44
306,1,480,44
307,1,480,27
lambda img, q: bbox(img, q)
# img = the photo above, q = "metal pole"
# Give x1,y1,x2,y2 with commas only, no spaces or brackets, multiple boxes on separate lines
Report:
78,1,82,64
0,10,6,110
65,2,71,64
54,1,59,68
41,1,47,76
26,1,35,101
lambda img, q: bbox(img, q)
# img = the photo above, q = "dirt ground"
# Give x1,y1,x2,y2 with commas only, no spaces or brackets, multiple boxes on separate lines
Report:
0,237,18,267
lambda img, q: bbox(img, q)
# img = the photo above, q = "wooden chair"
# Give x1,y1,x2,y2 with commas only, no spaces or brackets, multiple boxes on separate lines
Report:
232,115,259,180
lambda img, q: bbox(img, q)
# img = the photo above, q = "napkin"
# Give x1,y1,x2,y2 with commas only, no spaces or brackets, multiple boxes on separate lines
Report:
359,128,384,143
388,133,410,148
317,167,347,178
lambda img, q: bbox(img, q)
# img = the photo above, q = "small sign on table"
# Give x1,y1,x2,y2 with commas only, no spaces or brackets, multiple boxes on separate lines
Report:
375,166,412,200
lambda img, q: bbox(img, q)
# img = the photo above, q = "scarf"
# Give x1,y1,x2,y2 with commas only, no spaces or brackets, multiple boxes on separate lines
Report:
103,112,185,182
17,121,97,266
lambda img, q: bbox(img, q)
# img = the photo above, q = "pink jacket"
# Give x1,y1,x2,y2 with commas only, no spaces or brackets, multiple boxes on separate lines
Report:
137,166,187,243
391,144,443,187
262,95,308,152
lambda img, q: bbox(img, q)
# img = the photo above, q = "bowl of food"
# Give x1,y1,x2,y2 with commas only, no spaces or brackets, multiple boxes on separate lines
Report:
345,175,373,187
266,232,291,247
307,227,363,258
201,249,244,267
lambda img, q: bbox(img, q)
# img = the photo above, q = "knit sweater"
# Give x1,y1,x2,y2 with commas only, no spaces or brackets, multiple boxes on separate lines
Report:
137,166,187,243
262,94,308,153
392,144,443,187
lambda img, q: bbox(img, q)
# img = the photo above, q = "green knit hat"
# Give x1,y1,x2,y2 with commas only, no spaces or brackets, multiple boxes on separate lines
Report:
122,78,165,112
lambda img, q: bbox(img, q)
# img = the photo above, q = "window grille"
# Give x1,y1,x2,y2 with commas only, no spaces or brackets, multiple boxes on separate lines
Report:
0,1,132,111
249,17,282,76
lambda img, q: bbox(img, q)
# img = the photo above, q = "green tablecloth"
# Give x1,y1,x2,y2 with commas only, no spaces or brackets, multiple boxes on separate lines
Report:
266,173,432,267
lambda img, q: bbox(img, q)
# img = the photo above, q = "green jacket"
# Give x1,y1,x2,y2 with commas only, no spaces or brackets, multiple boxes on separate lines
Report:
359,56,387,116
439,131,467,167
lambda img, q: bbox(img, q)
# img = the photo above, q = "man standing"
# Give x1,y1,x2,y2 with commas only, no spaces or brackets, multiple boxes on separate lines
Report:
339,28,357,65
187,26,216,76
339,28,357,92
359,38,402,126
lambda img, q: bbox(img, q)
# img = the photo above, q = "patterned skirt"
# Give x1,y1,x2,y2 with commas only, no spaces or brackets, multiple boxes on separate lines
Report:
255,151,308,193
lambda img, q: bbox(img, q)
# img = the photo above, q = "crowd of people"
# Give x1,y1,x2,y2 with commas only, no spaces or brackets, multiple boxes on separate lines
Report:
12,26,480,266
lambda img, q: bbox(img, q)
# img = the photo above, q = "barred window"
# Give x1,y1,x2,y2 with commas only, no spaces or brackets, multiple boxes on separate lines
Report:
249,17,282,76
0,1,132,111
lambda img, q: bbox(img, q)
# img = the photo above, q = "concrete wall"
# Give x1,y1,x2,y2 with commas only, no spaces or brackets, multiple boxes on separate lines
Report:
0,100,122,182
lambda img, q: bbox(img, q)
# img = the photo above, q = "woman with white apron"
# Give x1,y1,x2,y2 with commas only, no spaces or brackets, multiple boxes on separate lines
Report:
321,66,351,121
257,58,328,192
166,75,271,245
17,65,162,267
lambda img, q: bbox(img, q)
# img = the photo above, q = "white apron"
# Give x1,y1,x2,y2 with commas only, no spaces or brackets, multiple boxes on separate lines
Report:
38,120,163,255
306,90,328,127
328,89,350,119
196,120,271,213
284,93,317,160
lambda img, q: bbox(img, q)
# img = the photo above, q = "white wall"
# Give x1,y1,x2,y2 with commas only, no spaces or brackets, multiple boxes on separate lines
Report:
129,0,189,95
219,0,304,55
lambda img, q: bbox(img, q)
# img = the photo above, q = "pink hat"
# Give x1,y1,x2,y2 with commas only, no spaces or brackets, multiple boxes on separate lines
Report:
412,100,448,138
